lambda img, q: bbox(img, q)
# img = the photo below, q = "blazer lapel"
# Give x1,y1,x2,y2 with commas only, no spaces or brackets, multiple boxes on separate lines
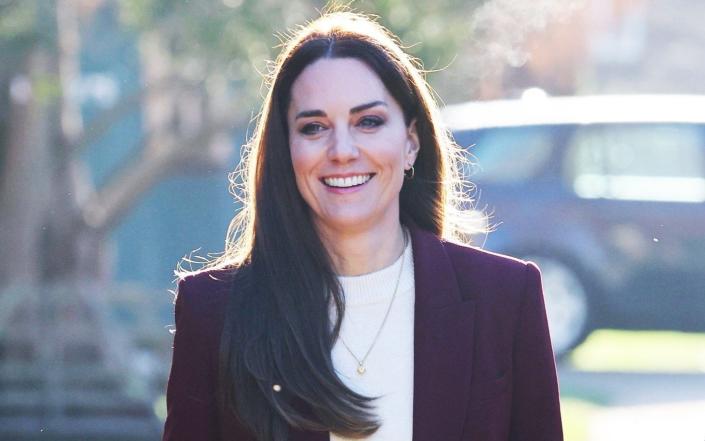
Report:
410,225,475,441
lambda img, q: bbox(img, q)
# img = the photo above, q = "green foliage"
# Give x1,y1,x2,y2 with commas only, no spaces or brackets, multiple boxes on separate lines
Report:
0,0,57,54
0,1,39,41
0,0,490,130
121,0,322,112
32,73,62,104
0,0,61,113
0,0,39,58
120,0,321,65
117,0,487,121
356,0,485,70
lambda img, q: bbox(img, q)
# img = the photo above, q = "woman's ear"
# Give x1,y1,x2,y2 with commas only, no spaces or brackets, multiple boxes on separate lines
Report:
406,118,420,164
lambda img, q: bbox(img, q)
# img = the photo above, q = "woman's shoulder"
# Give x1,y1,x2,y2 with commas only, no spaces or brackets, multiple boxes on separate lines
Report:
442,239,536,275
440,239,541,301
175,265,238,302
171,266,240,334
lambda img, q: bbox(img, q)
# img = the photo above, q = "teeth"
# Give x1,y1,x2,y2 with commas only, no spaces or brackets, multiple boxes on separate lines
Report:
323,174,372,188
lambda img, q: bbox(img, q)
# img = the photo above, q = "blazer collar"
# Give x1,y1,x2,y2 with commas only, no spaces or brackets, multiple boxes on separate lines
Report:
290,224,475,441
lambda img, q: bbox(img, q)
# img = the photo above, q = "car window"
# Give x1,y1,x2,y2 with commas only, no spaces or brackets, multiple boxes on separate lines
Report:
564,124,705,203
453,127,555,184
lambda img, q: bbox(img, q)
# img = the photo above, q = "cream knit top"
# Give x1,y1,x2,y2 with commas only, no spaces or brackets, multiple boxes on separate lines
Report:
329,237,415,441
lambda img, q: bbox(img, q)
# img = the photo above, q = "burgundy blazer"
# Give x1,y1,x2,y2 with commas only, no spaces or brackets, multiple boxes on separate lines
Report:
163,225,563,440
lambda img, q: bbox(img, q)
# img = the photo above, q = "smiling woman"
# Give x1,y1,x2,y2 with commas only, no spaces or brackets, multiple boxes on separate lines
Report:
288,58,419,268
162,10,563,441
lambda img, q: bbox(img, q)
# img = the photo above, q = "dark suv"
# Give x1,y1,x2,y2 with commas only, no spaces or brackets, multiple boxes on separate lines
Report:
444,94,705,357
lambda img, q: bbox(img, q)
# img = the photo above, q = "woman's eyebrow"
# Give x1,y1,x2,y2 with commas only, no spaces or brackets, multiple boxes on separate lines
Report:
295,109,326,120
350,100,387,114
294,101,387,120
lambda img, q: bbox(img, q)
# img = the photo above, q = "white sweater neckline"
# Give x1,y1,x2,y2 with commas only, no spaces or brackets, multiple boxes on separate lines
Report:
336,237,414,306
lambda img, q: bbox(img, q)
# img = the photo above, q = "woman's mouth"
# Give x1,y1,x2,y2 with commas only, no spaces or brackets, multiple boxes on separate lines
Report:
321,174,374,188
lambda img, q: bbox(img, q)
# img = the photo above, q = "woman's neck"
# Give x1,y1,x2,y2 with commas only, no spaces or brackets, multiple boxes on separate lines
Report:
318,221,407,276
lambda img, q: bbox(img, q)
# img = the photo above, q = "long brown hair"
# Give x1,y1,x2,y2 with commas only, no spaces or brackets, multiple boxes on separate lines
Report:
178,10,483,441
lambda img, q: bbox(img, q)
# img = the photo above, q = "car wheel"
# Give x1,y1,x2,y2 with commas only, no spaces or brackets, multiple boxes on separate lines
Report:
523,254,592,358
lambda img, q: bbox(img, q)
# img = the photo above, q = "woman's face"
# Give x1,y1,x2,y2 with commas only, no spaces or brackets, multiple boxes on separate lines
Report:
287,57,419,236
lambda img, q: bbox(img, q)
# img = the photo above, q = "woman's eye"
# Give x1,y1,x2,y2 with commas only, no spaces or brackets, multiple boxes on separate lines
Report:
358,116,384,129
300,122,326,135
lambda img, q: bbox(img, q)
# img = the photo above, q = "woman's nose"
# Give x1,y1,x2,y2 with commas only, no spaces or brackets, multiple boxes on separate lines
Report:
327,128,359,162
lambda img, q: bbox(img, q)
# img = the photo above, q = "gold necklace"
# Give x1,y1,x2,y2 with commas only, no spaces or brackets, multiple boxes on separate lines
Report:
337,229,408,375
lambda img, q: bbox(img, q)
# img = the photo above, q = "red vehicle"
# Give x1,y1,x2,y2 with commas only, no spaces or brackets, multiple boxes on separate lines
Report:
444,94,705,357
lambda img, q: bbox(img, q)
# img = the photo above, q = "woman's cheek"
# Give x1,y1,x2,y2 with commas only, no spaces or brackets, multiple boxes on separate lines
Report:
290,141,321,192
289,139,310,168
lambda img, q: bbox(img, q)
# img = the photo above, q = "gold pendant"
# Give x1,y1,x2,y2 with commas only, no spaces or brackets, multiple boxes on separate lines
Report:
357,364,366,375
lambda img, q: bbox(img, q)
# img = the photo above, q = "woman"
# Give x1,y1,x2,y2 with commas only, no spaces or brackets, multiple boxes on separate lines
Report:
163,11,562,441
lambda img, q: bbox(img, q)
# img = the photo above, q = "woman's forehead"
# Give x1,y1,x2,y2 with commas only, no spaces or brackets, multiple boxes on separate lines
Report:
288,57,393,114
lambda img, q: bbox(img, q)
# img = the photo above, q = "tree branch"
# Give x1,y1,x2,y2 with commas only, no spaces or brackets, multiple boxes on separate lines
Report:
80,117,236,234
68,78,202,155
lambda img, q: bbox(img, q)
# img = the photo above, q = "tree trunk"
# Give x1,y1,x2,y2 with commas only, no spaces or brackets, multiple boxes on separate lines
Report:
0,49,54,287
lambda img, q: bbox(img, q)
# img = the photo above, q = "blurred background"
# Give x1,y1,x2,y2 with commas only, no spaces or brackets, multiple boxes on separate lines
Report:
0,0,703,439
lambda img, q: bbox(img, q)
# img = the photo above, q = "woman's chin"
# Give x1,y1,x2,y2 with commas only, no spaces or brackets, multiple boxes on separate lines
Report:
314,213,384,233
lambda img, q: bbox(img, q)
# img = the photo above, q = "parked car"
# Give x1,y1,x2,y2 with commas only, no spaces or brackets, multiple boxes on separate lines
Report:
443,94,705,358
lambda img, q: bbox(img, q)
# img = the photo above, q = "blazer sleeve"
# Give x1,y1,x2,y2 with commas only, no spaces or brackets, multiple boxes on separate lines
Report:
162,276,222,441
509,262,564,441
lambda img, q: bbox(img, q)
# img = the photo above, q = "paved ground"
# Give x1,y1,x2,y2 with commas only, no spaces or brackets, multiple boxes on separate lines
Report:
558,365,705,441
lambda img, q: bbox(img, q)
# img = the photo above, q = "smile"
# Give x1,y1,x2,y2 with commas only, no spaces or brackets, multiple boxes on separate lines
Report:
322,174,374,188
